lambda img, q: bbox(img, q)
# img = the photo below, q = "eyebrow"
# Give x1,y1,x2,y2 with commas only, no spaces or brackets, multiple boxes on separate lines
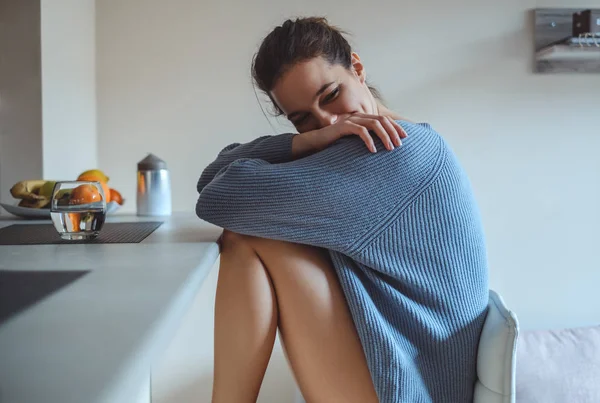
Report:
287,82,335,120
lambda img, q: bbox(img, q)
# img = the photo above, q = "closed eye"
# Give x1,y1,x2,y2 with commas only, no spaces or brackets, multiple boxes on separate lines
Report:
322,87,340,103
292,113,310,126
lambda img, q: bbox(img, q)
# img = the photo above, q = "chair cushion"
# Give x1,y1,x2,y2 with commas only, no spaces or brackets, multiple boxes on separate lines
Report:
516,325,600,403
473,290,519,403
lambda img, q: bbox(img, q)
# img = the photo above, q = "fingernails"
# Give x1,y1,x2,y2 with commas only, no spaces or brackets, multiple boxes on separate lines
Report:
371,144,377,153
388,141,394,150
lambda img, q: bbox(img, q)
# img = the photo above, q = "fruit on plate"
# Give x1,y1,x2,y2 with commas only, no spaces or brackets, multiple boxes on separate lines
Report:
10,180,49,201
80,177,110,202
69,184,102,205
10,180,55,209
38,181,58,198
77,170,111,203
6,170,124,212
77,169,110,183
109,188,124,205
18,198,51,209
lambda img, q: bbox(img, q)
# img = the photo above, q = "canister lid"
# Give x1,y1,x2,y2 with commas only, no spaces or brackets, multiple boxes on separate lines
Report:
138,153,167,170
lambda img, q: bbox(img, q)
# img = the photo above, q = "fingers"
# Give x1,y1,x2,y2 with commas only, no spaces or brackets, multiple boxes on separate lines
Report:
382,117,403,147
344,122,377,153
388,117,408,140
357,114,407,142
337,113,408,153
351,117,394,151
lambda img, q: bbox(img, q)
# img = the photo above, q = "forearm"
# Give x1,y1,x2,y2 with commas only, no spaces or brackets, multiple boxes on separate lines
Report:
291,132,316,159
197,133,295,193
291,129,339,159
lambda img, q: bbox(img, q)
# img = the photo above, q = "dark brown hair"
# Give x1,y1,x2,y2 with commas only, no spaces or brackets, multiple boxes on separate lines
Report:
252,17,382,115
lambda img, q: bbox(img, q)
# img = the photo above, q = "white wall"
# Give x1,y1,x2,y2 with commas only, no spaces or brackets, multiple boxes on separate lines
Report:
96,0,600,402
0,0,95,212
41,0,97,180
0,0,43,209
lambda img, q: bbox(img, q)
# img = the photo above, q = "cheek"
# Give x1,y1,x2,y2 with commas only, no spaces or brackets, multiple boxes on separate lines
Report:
334,84,373,115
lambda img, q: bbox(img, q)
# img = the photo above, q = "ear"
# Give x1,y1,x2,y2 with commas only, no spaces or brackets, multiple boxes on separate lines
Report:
351,52,366,84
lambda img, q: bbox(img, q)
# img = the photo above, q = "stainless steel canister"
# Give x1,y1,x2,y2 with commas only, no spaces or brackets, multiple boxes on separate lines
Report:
136,153,172,216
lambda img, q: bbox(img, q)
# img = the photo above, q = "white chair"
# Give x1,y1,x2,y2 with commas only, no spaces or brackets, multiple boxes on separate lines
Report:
473,290,519,403
296,290,519,403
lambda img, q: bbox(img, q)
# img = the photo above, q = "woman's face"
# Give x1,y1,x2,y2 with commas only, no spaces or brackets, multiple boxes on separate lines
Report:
270,53,376,133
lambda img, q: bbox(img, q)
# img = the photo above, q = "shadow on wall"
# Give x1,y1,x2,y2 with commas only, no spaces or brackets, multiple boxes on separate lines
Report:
155,349,297,403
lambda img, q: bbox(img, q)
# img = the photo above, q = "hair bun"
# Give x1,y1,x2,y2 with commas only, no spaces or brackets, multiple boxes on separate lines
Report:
252,16,353,115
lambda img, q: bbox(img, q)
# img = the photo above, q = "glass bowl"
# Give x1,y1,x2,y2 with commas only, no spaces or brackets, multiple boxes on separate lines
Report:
50,181,107,240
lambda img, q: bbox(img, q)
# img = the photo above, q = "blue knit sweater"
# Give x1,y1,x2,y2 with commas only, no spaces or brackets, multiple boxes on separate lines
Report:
196,122,489,402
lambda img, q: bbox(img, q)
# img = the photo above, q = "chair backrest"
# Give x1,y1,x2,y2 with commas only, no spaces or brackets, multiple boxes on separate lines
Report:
473,290,520,403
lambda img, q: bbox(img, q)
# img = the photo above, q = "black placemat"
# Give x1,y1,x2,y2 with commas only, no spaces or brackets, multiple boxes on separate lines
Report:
0,270,89,326
0,222,163,245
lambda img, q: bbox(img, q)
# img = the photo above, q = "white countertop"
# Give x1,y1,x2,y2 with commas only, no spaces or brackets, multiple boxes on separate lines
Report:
0,214,222,403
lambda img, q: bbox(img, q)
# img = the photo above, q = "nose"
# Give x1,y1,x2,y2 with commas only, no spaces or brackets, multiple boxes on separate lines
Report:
315,111,338,129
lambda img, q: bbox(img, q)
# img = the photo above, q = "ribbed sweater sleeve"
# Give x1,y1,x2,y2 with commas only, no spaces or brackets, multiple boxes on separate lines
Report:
196,133,296,194
196,122,445,254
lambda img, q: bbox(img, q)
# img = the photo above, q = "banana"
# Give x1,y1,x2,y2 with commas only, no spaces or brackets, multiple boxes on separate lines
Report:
39,181,58,198
10,180,48,200
18,198,51,209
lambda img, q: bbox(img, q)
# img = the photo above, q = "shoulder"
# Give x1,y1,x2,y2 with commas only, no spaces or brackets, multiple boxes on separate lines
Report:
280,121,447,190
394,120,449,162
396,120,438,140
288,121,447,170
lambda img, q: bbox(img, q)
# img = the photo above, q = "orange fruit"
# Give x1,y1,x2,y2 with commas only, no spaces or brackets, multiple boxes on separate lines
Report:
67,212,81,232
69,184,102,205
109,188,124,205
77,169,109,183
77,174,111,203
100,182,111,203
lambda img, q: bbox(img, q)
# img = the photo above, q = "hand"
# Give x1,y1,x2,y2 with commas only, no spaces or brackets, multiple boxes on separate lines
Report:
292,114,408,158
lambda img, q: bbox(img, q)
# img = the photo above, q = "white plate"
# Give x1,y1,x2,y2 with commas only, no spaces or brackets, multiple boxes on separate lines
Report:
0,201,122,219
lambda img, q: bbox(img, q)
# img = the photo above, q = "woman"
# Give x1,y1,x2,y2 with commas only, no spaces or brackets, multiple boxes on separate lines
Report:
196,17,489,403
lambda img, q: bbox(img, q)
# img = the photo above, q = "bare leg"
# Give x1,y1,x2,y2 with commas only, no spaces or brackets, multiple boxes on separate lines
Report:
211,231,278,403
212,230,377,403
247,235,378,403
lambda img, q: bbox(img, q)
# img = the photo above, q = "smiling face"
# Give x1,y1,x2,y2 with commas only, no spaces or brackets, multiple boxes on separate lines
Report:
270,53,378,133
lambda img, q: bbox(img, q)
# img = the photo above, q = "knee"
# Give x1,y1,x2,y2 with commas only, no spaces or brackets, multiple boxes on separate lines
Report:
219,230,253,251
219,231,284,257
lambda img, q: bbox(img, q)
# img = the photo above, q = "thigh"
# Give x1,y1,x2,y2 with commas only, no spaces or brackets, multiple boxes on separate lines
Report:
244,235,378,403
212,231,279,403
